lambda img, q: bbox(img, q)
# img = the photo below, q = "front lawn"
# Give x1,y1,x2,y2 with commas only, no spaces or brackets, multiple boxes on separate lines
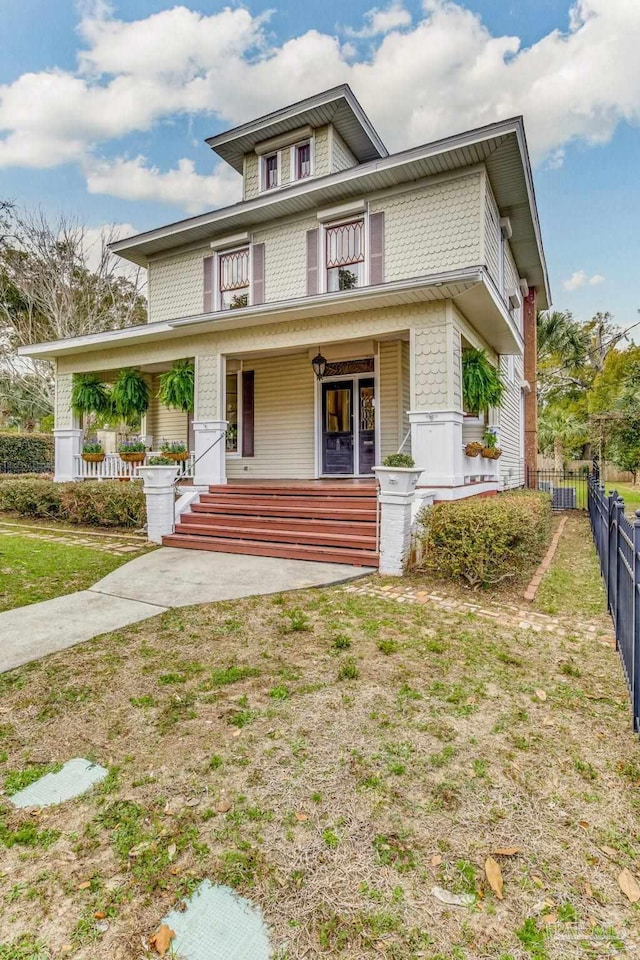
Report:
0,534,145,611
0,519,637,959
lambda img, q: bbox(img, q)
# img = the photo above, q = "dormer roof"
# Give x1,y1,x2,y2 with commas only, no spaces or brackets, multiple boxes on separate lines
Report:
206,84,388,173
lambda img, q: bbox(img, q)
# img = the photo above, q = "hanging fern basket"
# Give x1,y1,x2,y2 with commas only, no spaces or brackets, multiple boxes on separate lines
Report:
157,360,194,413
72,373,111,416
461,348,505,416
111,368,150,421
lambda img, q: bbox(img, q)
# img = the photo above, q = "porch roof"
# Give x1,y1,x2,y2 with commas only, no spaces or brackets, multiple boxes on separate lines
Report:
109,116,550,309
18,267,523,361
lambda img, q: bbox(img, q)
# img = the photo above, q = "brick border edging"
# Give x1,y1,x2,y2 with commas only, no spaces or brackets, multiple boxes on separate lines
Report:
523,516,568,602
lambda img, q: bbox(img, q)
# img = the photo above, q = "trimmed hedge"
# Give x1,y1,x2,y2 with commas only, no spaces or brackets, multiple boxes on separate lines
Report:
0,478,145,528
0,433,54,473
416,490,552,588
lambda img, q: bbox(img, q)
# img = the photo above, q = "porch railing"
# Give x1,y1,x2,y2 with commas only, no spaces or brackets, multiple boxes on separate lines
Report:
588,477,640,733
73,453,195,481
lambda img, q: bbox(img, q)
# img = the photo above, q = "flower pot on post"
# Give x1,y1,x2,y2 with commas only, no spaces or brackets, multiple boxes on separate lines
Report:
373,462,423,576
136,463,179,543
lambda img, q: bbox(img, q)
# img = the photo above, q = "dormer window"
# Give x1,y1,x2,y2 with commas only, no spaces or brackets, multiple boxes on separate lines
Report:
326,219,365,291
263,153,279,190
219,247,250,310
294,141,312,180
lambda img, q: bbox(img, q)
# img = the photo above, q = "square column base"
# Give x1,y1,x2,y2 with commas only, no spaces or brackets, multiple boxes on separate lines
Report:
409,410,464,488
54,428,82,483
192,420,228,487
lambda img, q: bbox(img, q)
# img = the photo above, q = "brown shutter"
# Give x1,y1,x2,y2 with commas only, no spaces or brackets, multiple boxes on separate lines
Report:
306,228,319,296
369,211,385,286
252,243,265,305
203,255,214,312
242,370,254,458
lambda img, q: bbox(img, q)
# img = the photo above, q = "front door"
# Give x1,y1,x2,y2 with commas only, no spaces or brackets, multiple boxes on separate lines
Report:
322,380,354,475
321,377,376,476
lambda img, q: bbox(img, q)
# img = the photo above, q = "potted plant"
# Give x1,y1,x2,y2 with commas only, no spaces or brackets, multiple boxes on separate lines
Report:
160,440,189,462
373,453,423,495
111,368,150,421
147,455,174,465
481,429,503,460
462,348,505,417
72,373,111,417
157,360,194,412
119,439,147,464
464,441,483,458
81,441,105,463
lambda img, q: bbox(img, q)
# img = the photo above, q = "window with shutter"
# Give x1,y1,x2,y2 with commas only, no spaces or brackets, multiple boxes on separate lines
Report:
219,248,249,310
325,219,364,292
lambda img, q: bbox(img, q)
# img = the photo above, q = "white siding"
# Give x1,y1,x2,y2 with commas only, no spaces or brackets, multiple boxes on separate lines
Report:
401,340,411,457
331,129,357,172
370,172,482,281
226,353,315,479
148,249,207,323
379,341,402,460
484,182,500,287
147,374,189,446
244,154,260,200
498,356,524,489
314,125,331,177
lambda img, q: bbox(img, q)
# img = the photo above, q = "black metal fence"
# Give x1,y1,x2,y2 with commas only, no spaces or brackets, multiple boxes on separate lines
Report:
526,467,589,510
0,459,54,475
588,477,640,732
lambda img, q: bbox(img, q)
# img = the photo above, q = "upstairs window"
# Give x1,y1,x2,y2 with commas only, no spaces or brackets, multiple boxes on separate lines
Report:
326,219,364,292
263,153,279,190
295,141,312,180
219,247,249,310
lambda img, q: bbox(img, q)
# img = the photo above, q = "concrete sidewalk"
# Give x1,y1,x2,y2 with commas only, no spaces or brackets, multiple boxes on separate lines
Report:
0,548,373,674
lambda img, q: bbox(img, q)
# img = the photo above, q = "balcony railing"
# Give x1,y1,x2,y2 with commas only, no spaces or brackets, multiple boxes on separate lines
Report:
73,453,195,481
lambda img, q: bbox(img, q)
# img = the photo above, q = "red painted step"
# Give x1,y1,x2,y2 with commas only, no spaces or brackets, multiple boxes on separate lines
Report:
207,483,376,498
173,521,376,549
162,533,378,566
192,501,377,521
179,512,376,537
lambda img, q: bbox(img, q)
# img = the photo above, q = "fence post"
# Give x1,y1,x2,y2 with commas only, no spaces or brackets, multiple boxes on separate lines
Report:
633,511,640,733
614,497,624,643
607,492,616,619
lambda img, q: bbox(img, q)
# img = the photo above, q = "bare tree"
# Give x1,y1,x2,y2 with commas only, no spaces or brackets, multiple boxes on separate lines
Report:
0,206,147,422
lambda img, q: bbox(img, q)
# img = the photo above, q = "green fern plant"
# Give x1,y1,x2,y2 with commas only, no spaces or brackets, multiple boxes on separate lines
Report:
462,348,505,416
71,373,111,415
111,368,150,420
157,360,194,412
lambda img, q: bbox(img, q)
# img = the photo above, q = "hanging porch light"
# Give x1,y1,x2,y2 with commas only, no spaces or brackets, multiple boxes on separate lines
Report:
311,351,327,381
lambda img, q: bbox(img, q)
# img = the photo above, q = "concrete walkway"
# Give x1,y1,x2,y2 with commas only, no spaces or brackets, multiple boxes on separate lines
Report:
0,548,373,674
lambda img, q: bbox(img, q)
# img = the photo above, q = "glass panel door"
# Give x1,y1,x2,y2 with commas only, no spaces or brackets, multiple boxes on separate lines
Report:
358,378,375,475
322,380,354,475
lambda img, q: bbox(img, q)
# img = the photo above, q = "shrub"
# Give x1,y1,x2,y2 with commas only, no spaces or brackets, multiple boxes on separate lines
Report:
0,433,54,473
416,490,552,588
382,453,415,468
147,456,173,465
119,440,146,454
0,478,145,528
82,441,103,454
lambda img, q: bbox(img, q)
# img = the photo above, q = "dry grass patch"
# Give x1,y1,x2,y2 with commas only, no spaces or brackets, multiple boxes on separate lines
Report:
0,540,638,958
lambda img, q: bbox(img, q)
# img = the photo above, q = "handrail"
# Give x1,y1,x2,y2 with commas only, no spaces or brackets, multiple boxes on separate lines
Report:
396,429,411,455
173,429,227,488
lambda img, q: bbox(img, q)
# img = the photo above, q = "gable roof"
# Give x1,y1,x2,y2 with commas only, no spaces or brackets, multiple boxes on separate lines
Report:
205,84,388,173
111,115,551,309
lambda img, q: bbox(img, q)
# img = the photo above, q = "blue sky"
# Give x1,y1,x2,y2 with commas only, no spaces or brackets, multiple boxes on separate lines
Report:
1,0,638,331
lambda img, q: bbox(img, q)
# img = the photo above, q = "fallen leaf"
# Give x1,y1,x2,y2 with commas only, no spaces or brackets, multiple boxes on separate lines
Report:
600,846,619,859
584,882,593,898
542,716,554,727
431,885,475,907
430,854,443,866
485,857,503,900
535,689,547,702
186,797,200,807
618,869,640,903
94,911,106,920
217,798,232,813
77,881,91,890
295,811,309,822
95,920,109,934
493,847,520,857
542,913,558,925
579,820,590,830
149,924,176,957
167,843,177,861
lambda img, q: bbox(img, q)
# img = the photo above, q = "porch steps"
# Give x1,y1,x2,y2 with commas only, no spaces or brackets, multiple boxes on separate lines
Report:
163,482,379,567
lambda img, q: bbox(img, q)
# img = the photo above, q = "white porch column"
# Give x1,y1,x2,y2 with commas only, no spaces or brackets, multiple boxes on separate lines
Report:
138,465,178,543
192,420,228,487
193,354,227,487
373,468,421,575
409,410,464,488
53,371,82,482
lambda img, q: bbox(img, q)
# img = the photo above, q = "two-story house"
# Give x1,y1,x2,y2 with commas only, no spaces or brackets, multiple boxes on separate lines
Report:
22,85,550,566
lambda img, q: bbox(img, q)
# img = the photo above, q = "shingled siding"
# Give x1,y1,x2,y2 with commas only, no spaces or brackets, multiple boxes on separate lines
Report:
148,248,208,323
331,128,357,172
484,183,501,288
369,172,482,282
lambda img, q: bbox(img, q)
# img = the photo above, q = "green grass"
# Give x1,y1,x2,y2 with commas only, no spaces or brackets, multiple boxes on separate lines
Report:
0,534,140,612
534,515,607,618
604,481,640,516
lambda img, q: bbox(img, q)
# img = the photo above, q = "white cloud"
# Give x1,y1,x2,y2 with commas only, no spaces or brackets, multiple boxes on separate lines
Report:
85,156,241,213
345,3,412,38
563,270,606,291
0,0,639,213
